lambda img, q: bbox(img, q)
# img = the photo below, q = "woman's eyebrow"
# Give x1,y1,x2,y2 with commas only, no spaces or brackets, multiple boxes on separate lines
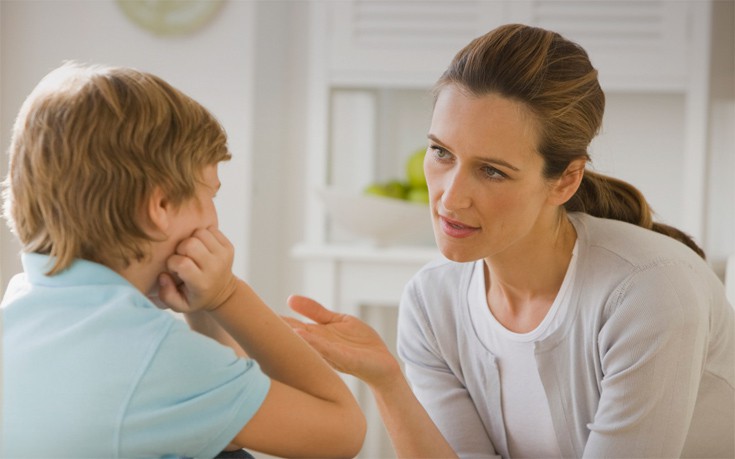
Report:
427,133,520,171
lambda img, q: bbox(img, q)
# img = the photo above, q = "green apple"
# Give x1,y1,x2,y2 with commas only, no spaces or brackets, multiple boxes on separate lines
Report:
364,183,390,198
406,147,427,188
384,180,409,199
364,181,408,200
407,187,429,204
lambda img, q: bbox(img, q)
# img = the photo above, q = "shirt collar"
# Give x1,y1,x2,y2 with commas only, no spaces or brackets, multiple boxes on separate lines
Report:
22,252,132,288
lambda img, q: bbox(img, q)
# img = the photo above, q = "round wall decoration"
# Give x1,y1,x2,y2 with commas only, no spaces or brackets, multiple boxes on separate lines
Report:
117,0,226,36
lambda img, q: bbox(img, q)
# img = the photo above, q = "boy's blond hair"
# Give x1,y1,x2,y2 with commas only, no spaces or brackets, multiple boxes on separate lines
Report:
3,62,231,274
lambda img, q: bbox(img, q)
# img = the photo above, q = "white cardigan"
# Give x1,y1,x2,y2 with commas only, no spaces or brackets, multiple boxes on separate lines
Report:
397,213,734,458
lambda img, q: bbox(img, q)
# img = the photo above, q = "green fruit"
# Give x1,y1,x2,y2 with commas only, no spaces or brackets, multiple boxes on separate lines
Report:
364,181,408,200
364,183,389,197
384,180,409,200
407,187,430,204
406,147,427,188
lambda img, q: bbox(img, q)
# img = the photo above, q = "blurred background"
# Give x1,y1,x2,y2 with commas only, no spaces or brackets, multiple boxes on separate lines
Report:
1,1,733,457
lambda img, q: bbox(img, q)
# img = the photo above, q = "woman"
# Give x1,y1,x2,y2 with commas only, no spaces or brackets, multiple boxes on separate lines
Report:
286,24,734,458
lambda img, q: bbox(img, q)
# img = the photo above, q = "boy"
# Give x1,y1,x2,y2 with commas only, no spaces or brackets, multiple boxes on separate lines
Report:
1,62,365,458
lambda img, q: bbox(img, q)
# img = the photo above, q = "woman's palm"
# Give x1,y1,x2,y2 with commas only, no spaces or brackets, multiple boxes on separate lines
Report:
285,295,401,385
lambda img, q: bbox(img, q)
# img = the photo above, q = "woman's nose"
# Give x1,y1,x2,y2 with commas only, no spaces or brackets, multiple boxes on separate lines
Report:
440,170,472,211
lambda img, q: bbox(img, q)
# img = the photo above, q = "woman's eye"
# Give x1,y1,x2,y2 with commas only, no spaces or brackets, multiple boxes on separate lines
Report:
482,165,507,180
431,146,450,160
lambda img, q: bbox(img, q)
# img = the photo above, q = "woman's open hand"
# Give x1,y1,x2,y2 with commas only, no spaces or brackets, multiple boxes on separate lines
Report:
284,296,402,389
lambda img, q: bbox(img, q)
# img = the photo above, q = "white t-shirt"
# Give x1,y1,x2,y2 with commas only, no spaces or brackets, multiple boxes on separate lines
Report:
468,242,578,458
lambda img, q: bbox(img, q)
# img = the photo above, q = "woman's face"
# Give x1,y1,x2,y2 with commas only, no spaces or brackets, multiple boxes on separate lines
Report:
426,85,555,263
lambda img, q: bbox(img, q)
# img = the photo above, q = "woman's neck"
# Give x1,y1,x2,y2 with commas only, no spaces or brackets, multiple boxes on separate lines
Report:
484,213,577,332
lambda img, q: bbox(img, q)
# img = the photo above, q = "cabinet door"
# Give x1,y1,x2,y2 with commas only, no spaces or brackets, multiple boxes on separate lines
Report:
507,0,694,91
326,0,702,92
327,0,506,87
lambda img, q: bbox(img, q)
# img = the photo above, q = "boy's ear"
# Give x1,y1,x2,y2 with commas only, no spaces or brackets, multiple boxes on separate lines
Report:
548,159,586,206
144,187,172,236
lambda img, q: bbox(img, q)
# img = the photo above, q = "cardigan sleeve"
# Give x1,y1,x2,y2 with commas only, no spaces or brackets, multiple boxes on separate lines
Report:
584,261,709,458
397,278,502,459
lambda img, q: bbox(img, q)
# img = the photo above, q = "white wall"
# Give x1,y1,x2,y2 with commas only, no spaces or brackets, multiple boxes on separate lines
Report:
247,0,310,310
0,0,257,291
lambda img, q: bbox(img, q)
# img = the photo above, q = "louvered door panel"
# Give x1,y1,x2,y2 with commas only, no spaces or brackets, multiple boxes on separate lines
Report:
327,0,696,91
350,1,478,47
328,0,506,87
507,0,690,91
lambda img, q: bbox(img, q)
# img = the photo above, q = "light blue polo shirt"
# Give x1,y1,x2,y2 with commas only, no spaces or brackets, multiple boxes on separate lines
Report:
1,253,271,459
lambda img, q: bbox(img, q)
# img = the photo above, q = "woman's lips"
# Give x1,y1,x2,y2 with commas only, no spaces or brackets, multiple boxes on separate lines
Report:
439,216,479,238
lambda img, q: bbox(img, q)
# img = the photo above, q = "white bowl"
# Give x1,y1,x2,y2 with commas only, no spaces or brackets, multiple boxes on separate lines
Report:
318,187,435,246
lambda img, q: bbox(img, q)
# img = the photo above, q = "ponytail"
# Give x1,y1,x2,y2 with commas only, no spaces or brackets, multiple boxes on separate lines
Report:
565,170,706,259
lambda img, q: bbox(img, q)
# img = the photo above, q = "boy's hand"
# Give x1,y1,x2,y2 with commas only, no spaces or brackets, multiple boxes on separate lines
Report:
157,227,238,313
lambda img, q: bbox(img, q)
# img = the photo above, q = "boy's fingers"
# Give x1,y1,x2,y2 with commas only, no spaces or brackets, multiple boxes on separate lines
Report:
207,226,233,250
175,237,207,263
166,253,200,281
190,227,234,262
191,227,221,254
156,273,191,312
287,295,340,325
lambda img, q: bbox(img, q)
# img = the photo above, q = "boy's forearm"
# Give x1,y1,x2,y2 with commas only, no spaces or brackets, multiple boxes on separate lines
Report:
184,311,248,358
210,279,354,403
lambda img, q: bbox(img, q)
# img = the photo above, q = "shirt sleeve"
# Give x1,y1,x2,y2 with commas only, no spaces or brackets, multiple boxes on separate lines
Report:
397,279,501,459
119,318,271,459
584,262,709,458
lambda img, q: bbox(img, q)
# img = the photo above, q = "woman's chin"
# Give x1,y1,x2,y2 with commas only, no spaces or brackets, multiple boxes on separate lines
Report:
436,241,482,264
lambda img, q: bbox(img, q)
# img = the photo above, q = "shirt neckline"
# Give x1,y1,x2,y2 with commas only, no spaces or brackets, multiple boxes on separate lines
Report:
471,239,579,343
22,252,133,288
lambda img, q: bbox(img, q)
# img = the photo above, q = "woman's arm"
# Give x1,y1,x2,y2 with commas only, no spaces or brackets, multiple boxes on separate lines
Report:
286,296,458,459
584,264,713,458
158,228,366,458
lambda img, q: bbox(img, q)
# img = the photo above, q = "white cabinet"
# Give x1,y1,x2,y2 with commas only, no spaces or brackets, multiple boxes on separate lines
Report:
507,1,695,92
326,1,505,87
326,0,700,91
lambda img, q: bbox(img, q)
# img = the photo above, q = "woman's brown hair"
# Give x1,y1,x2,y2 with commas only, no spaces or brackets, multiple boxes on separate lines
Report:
434,24,705,258
3,62,232,274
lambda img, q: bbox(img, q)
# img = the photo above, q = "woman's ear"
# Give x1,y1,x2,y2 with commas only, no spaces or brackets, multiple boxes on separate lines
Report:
548,159,586,206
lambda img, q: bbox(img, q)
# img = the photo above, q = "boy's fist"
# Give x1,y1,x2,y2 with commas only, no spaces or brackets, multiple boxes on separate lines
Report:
157,227,238,313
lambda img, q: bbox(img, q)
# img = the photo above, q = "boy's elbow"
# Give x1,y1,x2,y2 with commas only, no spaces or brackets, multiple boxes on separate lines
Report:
327,404,367,459
350,409,368,457
280,402,366,459
335,405,367,458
